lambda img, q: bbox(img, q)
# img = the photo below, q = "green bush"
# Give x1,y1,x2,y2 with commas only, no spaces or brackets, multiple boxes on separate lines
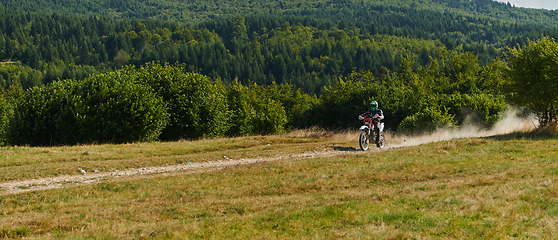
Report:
226,80,288,136
259,82,316,130
444,93,507,128
7,62,238,145
0,64,43,90
398,106,455,133
504,37,558,126
249,98,287,135
311,71,382,129
7,70,169,146
8,80,79,146
70,72,169,143
0,85,22,146
135,62,231,140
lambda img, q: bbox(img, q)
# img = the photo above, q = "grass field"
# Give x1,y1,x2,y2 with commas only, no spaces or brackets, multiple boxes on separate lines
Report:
0,129,557,239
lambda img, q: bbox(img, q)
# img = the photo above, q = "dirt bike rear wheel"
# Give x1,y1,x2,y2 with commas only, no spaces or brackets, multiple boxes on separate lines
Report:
376,132,385,149
359,131,369,151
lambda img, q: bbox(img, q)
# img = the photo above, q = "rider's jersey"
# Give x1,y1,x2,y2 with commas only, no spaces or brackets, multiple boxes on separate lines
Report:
360,109,384,122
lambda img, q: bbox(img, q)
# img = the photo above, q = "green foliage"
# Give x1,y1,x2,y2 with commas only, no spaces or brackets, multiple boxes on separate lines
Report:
311,71,382,129
3,0,558,94
2,47,510,145
7,70,169,146
226,80,288,136
308,50,507,133
0,96,11,145
0,64,43,90
2,0,558,30
0,85,22,146
0,0,543,137
504,37,558,127
4,62,308,145
398,106,455,132
394,51,506,132
7,80,78,146
69,71,170,144
262,82,317,129
446,92,507,127
135,62,231,140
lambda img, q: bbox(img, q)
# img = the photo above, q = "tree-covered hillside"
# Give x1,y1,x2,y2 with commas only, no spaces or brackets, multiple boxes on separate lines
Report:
0,0,557,145
1,0,558,28
2,2,558,93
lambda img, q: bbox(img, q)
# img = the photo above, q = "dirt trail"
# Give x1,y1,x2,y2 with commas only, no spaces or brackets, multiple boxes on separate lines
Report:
0,149,368,195
0,110,535,195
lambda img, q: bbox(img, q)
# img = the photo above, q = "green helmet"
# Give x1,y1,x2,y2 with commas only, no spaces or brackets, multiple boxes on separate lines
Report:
370,101,378,111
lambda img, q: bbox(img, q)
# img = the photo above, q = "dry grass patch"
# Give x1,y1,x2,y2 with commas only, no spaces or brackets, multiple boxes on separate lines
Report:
0,133,557,238
0,134,349,182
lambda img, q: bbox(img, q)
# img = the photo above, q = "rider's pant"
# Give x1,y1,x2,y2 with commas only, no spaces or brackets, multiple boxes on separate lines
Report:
373,122,380,142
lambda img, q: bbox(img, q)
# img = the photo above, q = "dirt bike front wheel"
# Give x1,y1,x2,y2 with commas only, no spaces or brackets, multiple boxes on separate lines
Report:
376,132,385,149
359,131,369,151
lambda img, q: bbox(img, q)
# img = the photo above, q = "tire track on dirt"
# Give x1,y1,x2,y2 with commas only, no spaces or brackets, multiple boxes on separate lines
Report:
2,110,530,196
0,149,371,195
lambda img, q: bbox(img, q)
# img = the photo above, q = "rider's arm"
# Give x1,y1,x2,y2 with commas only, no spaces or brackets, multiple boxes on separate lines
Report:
377,110,384,120
360,110,371,117
372,110,384,121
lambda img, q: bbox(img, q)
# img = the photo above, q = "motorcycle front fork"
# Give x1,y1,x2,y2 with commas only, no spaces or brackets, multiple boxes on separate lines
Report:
368,128,381,142
367,128,376,142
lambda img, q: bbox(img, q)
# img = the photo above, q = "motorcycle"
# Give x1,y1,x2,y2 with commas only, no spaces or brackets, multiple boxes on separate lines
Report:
358,114,385,150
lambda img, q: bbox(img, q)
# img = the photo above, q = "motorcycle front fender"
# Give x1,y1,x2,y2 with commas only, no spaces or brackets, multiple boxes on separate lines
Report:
359,126,369,131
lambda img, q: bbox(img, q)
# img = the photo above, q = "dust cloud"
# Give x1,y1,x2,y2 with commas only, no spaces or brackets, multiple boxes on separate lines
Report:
388,109,539,148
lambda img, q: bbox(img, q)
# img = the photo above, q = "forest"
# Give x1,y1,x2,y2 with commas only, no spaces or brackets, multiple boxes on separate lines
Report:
1,0,558,28
3,1,558,93
0,0,556,145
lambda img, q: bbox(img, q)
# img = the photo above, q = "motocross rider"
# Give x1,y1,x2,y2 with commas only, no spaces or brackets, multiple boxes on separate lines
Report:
360,101,384,143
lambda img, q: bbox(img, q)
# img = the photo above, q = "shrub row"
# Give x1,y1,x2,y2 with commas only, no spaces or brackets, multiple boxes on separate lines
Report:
306,50,507,133
2,62,308,146
8,67,169,146
1,48,512,146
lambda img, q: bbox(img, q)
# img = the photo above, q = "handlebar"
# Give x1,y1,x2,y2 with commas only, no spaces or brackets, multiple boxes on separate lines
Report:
359,114,381,120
